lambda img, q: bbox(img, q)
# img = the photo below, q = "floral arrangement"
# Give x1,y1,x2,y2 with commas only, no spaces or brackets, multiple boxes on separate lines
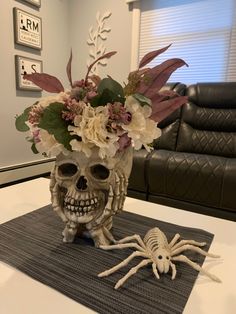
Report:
15,44,188,159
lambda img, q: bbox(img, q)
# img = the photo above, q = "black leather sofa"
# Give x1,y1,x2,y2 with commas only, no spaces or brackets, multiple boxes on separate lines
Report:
127,82,236,222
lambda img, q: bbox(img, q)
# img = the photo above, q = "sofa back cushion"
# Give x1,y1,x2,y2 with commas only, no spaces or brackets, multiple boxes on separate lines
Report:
176,83,236,157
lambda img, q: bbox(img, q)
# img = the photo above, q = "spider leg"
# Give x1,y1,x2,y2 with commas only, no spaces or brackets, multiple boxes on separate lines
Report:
172,255,221,283
116,234,146,250
99,242,146,252
102,226,116,244
152,263,160,279
169,233,181,248
170,261,177,280
171,244,220,258
114,259,152,289
171,239,206,251
98,251,148,277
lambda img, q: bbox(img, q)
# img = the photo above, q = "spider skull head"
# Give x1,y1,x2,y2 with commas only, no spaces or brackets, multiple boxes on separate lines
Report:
153,249,171,274
51,147,133,226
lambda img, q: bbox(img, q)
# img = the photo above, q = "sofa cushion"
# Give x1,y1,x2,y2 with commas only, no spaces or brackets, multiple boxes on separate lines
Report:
177,121,236,157
187,83,236,108
154,120,180,151
176,83,236,157
147,150,236,212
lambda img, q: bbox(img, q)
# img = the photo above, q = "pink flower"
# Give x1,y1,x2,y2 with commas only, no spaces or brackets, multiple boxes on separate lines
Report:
118,133,131,151
86,91,98,100
28,105,44,125
62,111,77,121
32,129,41,143
70,80,97,103
108,102,132,125
72,80,85,88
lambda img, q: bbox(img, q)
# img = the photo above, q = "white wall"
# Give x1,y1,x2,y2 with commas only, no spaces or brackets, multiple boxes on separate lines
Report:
0,0,133,184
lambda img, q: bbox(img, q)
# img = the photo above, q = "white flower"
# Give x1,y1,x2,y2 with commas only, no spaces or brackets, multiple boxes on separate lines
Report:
123,96,161,150
37,91,69,108
36,129,67,156
68,104,119,158
69,138,94,158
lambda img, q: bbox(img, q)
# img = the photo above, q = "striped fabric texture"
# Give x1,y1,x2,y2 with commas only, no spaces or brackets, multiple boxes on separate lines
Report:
0,205,214,314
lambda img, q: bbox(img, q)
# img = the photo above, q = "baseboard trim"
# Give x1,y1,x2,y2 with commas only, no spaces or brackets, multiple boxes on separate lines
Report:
0,158,55,186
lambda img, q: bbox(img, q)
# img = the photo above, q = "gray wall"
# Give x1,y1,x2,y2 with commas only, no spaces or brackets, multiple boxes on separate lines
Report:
0,0,132,183
68,0,133,83
0,0,69,169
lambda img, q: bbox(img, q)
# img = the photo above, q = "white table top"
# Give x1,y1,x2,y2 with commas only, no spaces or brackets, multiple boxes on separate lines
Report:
0,178,235,314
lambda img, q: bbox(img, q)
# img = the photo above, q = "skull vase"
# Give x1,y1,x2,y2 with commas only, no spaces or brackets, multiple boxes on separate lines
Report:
50,146,133,247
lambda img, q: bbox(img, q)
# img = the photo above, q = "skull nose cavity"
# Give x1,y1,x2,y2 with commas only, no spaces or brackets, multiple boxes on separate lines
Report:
76,176,88,190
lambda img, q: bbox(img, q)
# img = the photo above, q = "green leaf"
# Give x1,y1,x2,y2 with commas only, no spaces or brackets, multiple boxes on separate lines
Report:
133,93,152,107
90,94,100,107
91,88,125,107
15,106,32,132
98,77,124,98
31,143,39,154
38,102,74,151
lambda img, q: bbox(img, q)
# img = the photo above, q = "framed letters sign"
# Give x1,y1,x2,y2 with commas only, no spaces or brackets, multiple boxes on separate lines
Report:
22,0,41,8
13,8,42,50
15,55,42,91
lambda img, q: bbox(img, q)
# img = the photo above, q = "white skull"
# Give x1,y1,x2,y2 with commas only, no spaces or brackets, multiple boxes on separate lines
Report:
50,146,133,246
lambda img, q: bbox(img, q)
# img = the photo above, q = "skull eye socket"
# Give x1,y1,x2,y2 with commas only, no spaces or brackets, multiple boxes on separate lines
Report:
58,163,78,177
90,164,110,180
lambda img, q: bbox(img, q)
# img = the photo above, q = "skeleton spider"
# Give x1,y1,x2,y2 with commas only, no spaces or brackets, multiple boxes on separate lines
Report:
98,227,221,289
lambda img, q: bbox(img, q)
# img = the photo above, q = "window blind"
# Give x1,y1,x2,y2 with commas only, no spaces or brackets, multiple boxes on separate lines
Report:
139,0,236,84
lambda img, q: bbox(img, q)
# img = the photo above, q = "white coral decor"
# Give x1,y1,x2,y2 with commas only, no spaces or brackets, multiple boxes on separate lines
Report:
123,96,161,151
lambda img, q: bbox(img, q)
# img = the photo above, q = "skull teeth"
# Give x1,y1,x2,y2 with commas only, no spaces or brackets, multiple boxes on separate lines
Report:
64,197,99,215
64,197,98,207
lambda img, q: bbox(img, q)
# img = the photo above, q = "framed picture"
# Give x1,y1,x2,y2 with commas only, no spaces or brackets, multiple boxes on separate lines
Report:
13,8,42,50
22,0,41,8
15,55,42,91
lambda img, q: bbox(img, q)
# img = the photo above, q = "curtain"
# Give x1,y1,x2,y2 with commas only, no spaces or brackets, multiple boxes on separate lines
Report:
139,0,236,83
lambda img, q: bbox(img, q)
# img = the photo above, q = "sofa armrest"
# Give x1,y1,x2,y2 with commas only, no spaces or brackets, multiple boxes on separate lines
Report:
221,158,236,210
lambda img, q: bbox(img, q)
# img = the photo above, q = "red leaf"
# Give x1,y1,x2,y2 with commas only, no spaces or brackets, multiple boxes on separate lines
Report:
150,96,188,123
148,90,178,104
139,44,172,69
128,68,150,78
85,51,117,82
23,73,64,93
66,49,73,87
137,58,188,97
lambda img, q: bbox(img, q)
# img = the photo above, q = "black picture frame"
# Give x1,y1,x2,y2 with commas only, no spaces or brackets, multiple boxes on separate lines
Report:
15,55,43,91
13,7,42,50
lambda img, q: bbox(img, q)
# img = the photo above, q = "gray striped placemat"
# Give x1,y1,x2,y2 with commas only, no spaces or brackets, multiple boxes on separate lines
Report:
0,205,214,313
